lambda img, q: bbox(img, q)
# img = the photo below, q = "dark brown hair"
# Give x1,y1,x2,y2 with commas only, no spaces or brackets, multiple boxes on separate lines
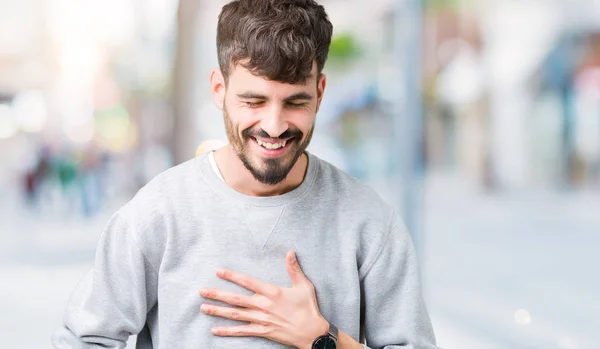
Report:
217,0,333,84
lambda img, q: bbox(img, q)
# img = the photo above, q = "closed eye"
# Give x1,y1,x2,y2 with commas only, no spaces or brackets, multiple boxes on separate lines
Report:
286,102,308,108
244,101,264,108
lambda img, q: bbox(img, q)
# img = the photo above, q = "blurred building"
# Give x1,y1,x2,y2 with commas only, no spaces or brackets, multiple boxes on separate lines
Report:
0,0,177,214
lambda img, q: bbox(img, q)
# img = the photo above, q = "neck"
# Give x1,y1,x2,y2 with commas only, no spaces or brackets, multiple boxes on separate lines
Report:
213,145,308,197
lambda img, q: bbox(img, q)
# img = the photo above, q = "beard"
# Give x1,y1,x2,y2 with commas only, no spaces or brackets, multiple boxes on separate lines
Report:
223,106,314,185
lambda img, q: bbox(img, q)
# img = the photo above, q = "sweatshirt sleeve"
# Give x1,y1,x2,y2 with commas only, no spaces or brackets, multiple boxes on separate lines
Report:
360,214,439,349
52,209,159,348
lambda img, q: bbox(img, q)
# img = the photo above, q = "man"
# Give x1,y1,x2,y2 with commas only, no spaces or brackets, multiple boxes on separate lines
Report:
53,0,438,348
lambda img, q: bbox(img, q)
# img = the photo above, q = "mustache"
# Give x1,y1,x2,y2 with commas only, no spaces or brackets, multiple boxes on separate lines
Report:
242,128,302,140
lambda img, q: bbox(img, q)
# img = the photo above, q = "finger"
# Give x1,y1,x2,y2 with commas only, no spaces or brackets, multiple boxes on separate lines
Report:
199,288,260,309
200,304,269,325
211,323,270,337
216,269,280,297
286,250,308,286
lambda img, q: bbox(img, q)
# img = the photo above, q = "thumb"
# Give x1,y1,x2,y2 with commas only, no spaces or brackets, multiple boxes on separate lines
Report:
286,250,307,286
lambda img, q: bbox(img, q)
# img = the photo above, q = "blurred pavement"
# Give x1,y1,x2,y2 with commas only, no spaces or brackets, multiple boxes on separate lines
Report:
423,174,600,349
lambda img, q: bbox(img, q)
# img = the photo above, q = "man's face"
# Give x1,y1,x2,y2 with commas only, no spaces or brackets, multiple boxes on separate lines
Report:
213,63,326,185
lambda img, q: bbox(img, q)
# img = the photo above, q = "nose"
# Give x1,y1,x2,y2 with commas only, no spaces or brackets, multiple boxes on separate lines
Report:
260,105,288,138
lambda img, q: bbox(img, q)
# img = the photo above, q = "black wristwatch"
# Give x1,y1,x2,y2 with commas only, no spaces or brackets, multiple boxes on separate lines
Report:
311,321,338,349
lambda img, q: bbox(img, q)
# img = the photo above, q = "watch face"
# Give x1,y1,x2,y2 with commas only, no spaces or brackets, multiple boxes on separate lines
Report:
313,336,337,349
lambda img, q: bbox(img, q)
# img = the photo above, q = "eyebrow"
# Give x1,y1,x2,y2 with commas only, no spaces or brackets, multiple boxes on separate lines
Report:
236,92,314,102
236,93,266,99
284,92,313,102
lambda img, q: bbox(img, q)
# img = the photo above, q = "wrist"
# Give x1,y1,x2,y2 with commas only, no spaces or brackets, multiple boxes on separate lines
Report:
301,315,329,349
337,330,364,349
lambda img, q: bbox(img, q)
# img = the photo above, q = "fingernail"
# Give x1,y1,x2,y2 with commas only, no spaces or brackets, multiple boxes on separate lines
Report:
216,269,224,277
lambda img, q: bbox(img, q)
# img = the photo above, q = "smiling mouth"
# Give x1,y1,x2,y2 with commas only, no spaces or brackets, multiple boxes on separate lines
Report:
251,137,295,151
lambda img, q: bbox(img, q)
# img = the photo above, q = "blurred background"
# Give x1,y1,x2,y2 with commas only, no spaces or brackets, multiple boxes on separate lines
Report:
1,0,599,348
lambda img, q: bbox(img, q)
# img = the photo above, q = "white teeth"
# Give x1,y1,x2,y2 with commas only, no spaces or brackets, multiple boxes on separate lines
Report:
256,139,286,150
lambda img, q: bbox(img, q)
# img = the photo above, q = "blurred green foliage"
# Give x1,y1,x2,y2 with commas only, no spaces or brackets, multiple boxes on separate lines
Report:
329,33,361,61
424,0,461,10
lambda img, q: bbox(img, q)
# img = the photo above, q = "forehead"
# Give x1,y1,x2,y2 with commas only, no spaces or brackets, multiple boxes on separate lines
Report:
227,63,318,95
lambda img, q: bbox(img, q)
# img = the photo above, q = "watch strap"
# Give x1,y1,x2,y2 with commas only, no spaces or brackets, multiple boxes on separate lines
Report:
327,322,339,340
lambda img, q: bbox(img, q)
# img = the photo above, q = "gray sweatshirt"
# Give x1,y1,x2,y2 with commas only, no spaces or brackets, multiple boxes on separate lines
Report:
52,152,438,349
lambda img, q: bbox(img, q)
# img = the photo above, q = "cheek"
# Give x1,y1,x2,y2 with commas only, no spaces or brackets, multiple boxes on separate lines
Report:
289,111,315,133
228,107,261,133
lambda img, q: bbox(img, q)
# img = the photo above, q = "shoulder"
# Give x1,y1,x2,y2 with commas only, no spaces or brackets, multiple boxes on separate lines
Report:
311,154,407,271
129,156,211,212
112,157,206,260
138,156,203,199
312,154,394,217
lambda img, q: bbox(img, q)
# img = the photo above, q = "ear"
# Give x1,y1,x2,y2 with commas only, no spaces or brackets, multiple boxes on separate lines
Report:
316,73,327,112
210,68,226,110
